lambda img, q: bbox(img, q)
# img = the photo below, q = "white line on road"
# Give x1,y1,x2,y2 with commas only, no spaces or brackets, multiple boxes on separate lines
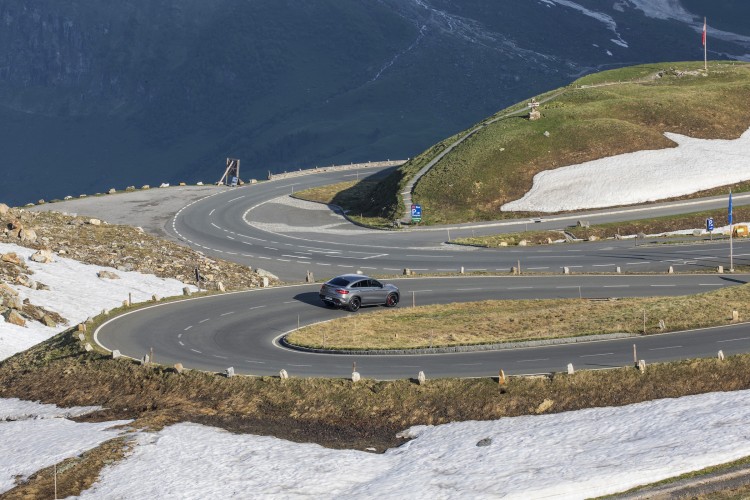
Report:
699,284,723,286
626,262,651,265
580,353,614,358
213,355,228,360
209,209,215,216
289,364,312,367
717,337,750,343
604,285,629,288
456,288,483,291
649,346,683,351
526,267,549,270
316,263,332,266
220,312,235,316
245,360,265,364
179,341,184,346
249,305,266,310
198,319,210,323
184,326,193,330
517,358,549,363
190,349,202,354
507,286,533,290
650,285,676,287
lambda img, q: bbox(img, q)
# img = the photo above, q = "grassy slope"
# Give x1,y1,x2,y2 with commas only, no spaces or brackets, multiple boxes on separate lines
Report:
369,61,750,224
288,283,750,350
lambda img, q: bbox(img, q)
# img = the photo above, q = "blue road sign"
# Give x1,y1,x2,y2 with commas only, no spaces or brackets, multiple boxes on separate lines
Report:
706,217,714,231
411,204,422,221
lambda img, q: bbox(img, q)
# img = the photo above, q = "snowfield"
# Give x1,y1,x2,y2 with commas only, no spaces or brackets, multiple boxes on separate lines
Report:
0,390,736,499
502,127,750,212
0,242,196,361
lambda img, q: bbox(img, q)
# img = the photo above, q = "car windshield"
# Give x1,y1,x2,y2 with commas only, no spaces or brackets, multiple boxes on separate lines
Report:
328,277,352,286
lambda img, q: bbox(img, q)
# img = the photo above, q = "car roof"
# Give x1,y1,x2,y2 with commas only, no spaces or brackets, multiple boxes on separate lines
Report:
334,274,371,280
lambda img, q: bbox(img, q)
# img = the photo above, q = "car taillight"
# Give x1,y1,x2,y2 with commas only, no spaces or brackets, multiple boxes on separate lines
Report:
336,289,349,295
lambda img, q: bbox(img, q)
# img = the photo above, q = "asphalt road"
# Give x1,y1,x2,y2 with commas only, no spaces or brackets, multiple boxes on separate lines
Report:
85,167,750,379
95,274,750,379
167,168,750,282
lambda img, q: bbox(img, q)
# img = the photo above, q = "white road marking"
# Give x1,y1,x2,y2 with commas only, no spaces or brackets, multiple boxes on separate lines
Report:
592,264,614,267
220,312,235,316
409,289,433,293
283,301,296,304
526,267,549,270
179,341,185,346
508,286,533,290
316,263,332,266
226,236,235,240
604,285,629,288
184,326,193,331
626,262,651,265
245,360,265,364
277,259,290,262
213,355,228,359
249,305,266,310
650,285,675,287
579,352,614,358
649,345,683,351
191,348,202,353
209,209,215,216
456,288,483,291
289,364,312,367
717,337,750,343
199,319,210,323
517,358,549,363
264,247,278,251
178,334,182,339
699,283,723,286
282,254,309,259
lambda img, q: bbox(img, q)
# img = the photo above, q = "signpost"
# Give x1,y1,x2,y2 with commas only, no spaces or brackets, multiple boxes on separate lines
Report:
706,217,714,240
411,204,422,223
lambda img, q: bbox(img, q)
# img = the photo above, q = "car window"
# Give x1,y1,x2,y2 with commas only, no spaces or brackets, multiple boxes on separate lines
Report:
350,280,365,288
329,277,351,286
370,280,383,288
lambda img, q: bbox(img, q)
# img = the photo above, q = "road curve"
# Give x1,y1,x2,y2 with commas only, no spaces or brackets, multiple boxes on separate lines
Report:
168,167,750,283
95,274,750,379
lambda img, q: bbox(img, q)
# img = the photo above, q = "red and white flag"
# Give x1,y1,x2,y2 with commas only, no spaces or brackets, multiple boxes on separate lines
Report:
702,18,707,46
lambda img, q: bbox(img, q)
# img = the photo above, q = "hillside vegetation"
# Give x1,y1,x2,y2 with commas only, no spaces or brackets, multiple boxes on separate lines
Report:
366,61,750,224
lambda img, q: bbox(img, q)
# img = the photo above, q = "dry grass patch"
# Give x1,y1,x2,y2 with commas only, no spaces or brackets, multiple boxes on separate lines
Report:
288,284,750,350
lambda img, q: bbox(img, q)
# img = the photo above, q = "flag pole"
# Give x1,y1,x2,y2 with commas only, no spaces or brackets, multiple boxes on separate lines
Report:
730,189,734,272
703,17,708,72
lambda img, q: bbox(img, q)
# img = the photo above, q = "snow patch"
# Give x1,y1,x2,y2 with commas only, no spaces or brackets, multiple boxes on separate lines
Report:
0,242,196,361
78,390,750,498
502,127,750,212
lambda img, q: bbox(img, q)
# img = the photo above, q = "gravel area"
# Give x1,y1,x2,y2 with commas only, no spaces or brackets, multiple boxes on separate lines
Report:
26,186,230,240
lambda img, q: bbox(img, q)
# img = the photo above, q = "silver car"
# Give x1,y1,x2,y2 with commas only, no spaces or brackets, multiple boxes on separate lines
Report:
319,274,399,312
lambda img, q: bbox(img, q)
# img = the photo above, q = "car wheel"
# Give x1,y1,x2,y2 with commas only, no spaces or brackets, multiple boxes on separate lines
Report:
385,293,399,307
347,297,361,312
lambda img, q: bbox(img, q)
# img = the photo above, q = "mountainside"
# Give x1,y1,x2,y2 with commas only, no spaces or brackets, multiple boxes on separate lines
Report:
1,0,750,206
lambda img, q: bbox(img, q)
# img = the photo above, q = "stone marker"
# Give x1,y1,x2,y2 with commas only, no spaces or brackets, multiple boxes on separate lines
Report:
174,363,184,374
718,266,724,274
718,350,725,361
77,333,85,341
732,310,739,322
638,359,646,373
498,369,506,387
279,369,289,380
112,350,121,359
563,267,570,274
567,363,574,375
225,367,235,378
403,268,412,276
183,287,191,296
659,319,666,330
616,267,621,273
84,343,93,352
668,266,674,274
417,371,426,385
460,266,464,274
217,282,225,292
306,270,315,283
78,323,87,333
261,277,269,288
152,294,160,302
88,218,101,226
351,371,361,383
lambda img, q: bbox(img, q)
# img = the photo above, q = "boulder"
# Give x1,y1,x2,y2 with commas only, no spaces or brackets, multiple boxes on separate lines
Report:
518,240,528,246
107,188,116,194
0,203,8,216
97,270,120,280
141,185,150,190
1,252,21,265
30,249,54,264
87,218,102,226
18,228,37,243
4,309,26,327
41,314,57,327
254,268,279,281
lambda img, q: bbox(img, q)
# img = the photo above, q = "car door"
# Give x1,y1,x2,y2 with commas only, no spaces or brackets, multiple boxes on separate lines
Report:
368,279,387,304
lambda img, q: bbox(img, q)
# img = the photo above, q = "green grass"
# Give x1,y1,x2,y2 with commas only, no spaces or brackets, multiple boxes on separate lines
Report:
287,282,750,350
